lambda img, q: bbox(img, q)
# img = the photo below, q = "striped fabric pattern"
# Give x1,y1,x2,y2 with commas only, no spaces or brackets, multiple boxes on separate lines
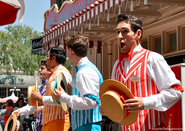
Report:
72,62,102,130
42,67,70,125
114,49,166,131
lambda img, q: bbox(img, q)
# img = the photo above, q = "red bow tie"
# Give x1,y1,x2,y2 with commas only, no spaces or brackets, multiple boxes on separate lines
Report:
119,49,133,61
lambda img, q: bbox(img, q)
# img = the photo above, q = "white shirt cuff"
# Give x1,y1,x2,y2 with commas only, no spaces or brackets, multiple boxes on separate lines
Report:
142,96,155,110
42,96,56,105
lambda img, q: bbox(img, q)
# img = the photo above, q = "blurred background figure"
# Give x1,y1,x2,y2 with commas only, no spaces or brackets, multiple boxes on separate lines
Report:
0,99,14,130
14,98,27,131
0,104,7,130
15,93,27,107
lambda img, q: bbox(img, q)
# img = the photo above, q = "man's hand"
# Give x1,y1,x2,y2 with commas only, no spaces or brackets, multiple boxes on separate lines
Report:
99,105,107,116
53,86,65,101
123,97,144,112
31,91,43,103
33,106,42,116
12,110,20,117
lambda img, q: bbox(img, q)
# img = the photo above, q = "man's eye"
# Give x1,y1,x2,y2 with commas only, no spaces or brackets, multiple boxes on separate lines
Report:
121,30,128,34
116,31,120,34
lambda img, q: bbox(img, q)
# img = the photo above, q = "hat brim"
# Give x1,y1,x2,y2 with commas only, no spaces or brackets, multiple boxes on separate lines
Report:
51,72,69,111
100,79,138,125
4,114,20,131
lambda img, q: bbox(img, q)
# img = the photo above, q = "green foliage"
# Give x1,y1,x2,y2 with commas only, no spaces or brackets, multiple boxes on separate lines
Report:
183,58,185,63
0,25,46,75
65,59,72,74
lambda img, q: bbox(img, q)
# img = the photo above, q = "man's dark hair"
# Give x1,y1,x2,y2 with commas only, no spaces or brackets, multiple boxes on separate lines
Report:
117,13,143,39
40,60,49,70
41,60,47,66
65,35,89,57
49,46,66,65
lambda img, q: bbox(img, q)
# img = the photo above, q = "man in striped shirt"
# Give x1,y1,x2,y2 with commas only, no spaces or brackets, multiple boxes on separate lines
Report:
30,46,72,131
53,35,103,131
99,13,183,131
12,60,50,131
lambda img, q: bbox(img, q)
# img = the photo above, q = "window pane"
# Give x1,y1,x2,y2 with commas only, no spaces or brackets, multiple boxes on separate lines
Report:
155,37,161,54
0,87,6,98
183,27,185,49
169,33,176,51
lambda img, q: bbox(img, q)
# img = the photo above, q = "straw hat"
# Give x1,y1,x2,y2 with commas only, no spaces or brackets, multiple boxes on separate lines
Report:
27,80,38,110
100,79,138,125
50,72,69,111
27,86,37,106
4,114,20,131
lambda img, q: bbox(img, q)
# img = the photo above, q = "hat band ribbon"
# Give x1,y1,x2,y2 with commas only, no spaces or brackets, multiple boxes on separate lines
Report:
14,121,18,131
106,89,130,119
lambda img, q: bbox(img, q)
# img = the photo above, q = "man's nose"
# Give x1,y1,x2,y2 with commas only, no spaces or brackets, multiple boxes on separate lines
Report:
118,32,123,38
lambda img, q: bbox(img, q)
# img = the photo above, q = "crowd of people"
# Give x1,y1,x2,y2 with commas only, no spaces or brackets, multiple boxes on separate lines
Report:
0,94,27,131
0,13,184,131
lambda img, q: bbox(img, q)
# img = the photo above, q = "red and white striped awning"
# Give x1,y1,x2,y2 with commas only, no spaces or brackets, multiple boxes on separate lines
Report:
41,0,147,50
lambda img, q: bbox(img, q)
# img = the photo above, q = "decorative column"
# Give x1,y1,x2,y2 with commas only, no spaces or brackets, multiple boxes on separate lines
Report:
103,41,112,80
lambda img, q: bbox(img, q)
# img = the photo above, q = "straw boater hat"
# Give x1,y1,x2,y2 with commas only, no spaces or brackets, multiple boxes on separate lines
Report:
27,80,38,110
4,114,20,131
50,72,69,111
100,79,138,125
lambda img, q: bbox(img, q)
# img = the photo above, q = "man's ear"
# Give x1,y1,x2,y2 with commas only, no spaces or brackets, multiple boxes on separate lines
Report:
69,48,74,55
135,29,142,40
52,56,56,61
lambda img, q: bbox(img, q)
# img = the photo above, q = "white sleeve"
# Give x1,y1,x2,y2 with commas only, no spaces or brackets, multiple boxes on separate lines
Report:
143,52,183,111
60,92,97,110
42,96,60,106
143,88,182,111
18,105,36,115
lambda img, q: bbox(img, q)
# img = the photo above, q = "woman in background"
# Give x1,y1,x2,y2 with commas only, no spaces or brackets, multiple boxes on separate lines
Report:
0,99,14,128
0,104,7,130
14,98,26,131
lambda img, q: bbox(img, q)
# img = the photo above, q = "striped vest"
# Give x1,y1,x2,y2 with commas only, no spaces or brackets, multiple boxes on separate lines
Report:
114,49,166,131
72,62,103,130
42,66,70,125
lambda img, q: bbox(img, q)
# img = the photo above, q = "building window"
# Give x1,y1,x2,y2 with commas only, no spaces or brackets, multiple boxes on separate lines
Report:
0,87,6,98
153,35,161,54
141,38,148,49
166,30,177,53
182,27,185,49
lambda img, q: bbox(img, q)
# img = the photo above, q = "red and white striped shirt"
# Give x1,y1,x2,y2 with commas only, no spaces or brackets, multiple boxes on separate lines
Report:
111,44,183,131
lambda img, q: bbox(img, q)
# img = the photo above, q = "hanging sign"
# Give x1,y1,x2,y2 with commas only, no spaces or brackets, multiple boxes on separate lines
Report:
44,0,98,32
